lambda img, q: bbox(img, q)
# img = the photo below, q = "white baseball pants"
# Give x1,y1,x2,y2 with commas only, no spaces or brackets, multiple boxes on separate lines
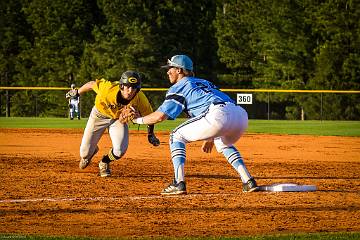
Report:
172,102,248,152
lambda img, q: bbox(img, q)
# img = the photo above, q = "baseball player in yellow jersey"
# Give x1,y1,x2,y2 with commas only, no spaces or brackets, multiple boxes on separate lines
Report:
76,70,160,177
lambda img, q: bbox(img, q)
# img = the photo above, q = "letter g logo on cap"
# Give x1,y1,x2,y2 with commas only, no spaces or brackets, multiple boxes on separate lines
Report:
128,77,138,83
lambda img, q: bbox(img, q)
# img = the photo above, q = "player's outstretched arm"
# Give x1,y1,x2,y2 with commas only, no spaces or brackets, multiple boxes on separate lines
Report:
133,111,168,125
78,81,95,95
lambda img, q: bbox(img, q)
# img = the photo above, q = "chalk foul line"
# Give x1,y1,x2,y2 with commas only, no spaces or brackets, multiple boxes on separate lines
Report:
0,193,235,204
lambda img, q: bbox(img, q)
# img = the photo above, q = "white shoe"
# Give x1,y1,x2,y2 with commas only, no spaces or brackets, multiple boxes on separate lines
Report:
161,179,187,195
99,161,111,177
79,146,99,169
242,178,259,192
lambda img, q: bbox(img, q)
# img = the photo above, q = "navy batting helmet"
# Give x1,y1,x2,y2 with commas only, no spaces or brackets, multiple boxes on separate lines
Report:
120,71,141,89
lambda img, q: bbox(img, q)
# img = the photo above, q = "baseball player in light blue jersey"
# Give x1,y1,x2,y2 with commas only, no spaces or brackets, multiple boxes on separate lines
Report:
133,54,259,195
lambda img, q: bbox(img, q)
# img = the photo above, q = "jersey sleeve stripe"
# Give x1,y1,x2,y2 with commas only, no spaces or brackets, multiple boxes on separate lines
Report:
165,94,186,106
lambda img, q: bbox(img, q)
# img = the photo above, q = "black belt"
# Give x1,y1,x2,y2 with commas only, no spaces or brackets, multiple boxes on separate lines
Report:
213,101,227,106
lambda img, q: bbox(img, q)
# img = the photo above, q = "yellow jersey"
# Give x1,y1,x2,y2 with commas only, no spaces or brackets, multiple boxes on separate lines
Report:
93,78,153,119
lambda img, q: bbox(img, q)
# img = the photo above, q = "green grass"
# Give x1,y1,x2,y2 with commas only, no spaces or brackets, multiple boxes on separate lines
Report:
247,120,360,136
0,117,359,136
1,232,360,240
0,117,88,129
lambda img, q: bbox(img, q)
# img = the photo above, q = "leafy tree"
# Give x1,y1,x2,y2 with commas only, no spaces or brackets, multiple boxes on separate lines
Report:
309,0,360,90
306,0,360,119
80,0,219,87
20,0,97,86
10,0,100,116
1,0,358,119
214,0,259,88
214,0,359,119
79,0,156,85
151,0,219,83
0,0,32,84
0,0,33,116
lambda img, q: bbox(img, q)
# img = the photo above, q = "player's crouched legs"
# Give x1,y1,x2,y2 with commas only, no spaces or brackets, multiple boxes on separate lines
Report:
79,146,99,169
217,144,259,193
161,132,187,195
98,148,123,177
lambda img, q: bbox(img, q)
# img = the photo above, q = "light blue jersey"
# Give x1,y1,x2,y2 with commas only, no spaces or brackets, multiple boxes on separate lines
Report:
158,77,235,119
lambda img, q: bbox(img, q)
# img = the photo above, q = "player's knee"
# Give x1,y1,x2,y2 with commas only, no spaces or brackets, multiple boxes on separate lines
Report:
80,147,96,160
170,131,187,145
110,148,125,160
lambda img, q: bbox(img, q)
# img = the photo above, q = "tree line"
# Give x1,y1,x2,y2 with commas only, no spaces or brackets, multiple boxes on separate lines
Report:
0,0,359,119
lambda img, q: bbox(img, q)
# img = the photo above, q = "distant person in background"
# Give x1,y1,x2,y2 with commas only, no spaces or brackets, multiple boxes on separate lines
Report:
66,83,81,120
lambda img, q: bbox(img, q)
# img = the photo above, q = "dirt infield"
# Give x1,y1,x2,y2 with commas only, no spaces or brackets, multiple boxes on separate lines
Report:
0,128,359,238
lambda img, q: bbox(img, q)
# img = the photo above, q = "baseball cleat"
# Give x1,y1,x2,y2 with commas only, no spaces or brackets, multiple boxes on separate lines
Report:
161,180,187,195
98,161,111,177
79,146,99,169
242,177,259,192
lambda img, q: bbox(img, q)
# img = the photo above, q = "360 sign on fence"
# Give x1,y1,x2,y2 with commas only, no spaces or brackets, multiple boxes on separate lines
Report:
237,93,253,104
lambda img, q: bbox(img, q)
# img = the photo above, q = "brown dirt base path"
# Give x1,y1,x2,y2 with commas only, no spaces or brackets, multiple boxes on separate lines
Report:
0,128,359,238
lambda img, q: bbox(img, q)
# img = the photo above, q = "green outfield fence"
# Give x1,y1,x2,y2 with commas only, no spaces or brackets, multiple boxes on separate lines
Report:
0,87,359,120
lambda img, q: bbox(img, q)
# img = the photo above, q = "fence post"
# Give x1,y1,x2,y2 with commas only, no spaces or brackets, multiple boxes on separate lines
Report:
35,95,37,117
320,92,323,121
267,92,270,120
6,90,10,117
5,72,10,117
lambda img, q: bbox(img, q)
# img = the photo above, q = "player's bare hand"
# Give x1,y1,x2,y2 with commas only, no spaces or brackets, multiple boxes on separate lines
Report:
201,140,214,153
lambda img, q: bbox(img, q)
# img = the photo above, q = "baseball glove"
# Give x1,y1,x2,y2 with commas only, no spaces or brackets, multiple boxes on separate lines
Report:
148,133,160,146
119,105,136,124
